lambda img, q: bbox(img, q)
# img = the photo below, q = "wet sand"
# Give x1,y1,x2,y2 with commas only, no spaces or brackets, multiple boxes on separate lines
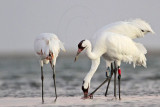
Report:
0,95,160,107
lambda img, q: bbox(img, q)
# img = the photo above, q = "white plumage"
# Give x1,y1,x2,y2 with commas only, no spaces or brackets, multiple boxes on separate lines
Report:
94,19,154,39
92,19,154,69
101,32,147,68
81,32,147,88
34,33,65,103
75,19,154,97
34,33,65,65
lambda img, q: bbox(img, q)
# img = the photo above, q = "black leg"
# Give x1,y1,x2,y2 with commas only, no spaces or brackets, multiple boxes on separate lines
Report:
41,66,44,104
114,62,117,98
105,63,114,96
118,66,121,100
89,78,109,98
105,67,110,77
52,65,57,102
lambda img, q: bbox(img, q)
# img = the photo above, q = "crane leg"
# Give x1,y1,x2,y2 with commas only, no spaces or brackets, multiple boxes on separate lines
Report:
114,62,117,98
41,66,44,103
89,64,115,98
118,66,121,100
88,62,118,98
89,78,109,99
105,63,114,96
52,65,58,102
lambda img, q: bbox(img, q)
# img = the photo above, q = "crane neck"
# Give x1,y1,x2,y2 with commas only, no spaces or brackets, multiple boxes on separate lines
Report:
83,58,100,89
83,40,106,89
85,41,103,60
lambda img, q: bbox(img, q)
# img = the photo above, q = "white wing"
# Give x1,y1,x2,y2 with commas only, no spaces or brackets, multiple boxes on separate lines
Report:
101,32,147,67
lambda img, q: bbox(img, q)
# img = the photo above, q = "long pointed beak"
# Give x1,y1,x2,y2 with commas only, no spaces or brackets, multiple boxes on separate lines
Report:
74,49,82,62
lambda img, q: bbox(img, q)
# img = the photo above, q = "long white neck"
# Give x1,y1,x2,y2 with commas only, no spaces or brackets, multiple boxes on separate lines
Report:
83,40,106,89
83,58,100,89
85,40,102,60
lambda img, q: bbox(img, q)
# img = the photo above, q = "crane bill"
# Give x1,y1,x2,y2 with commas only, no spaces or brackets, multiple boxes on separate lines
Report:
74,52,80,62
74,49,82,62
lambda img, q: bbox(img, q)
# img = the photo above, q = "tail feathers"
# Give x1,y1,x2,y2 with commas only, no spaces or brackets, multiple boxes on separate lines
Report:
135,42,147,54
133,53,147,68
121,55,133,65
133,42,147,68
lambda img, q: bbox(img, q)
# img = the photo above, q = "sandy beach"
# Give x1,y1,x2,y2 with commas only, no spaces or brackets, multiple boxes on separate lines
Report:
0,95,160,107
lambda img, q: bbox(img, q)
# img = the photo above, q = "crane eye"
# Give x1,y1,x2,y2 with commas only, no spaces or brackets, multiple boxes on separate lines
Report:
141,30,144,32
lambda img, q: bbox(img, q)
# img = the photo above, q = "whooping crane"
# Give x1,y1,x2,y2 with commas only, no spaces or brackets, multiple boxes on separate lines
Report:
75,19,154,99
34,33,65,103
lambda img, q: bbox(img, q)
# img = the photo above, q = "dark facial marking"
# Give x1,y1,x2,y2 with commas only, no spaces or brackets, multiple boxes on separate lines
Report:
82,81,89,93
141,29,144,32
78,40,85,50
82,86,88,93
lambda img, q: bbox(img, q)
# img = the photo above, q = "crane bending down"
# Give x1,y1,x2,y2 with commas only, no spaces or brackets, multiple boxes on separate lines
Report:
74,19,154,99
34,33,65,103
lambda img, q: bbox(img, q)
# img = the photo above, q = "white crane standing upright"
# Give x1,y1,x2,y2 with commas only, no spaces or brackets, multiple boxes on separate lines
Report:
75,19,154,99
34,33,65,103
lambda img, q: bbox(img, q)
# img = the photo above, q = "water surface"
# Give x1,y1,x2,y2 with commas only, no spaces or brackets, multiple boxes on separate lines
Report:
0,55,160,106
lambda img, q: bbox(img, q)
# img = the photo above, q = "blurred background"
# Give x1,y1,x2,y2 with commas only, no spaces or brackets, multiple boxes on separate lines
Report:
0,0,160,54
0,0,160,102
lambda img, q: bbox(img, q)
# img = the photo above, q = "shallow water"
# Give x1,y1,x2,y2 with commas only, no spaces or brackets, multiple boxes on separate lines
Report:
0,55,160,106
0,96,160,107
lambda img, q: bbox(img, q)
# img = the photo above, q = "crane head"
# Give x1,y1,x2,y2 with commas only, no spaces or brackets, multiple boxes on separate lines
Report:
74,40,85,62
82,81,89,99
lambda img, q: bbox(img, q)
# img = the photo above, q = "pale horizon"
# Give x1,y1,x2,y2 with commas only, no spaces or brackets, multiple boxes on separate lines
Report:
0,0,160,55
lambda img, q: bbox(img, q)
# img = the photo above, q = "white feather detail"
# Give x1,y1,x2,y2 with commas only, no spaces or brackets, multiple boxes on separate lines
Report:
34,33,65,64
135,42,147,54
93,19,154,40
96,32,147,68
